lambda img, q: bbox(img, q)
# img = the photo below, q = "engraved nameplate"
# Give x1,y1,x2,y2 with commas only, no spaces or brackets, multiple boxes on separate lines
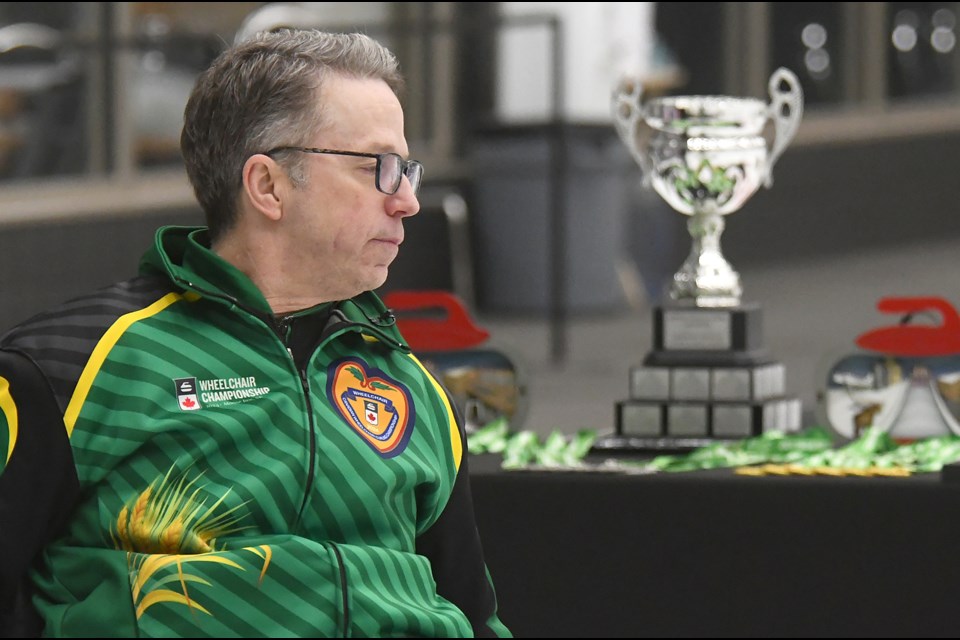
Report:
663,310,732,350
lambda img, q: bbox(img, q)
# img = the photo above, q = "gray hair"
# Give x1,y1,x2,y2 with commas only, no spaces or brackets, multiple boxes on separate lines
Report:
180,29,404,241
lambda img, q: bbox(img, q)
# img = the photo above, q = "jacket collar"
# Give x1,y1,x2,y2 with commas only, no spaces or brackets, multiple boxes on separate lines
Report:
139,225,407,349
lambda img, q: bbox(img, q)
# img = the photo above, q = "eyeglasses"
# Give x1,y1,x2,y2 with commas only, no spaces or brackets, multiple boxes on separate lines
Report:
265,146,423,196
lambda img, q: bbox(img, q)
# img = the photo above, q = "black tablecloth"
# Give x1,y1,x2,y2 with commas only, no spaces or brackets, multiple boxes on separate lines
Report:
469,461,960,638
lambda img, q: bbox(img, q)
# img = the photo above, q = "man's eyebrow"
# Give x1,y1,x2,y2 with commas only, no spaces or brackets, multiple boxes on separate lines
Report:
355,140,406,154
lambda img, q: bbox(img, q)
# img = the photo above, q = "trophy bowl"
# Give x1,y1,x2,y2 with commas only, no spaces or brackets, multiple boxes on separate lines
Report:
613,69,803,307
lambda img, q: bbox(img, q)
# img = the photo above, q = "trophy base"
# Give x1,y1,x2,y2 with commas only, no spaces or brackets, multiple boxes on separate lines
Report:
598,300,804,455
643,349,771,368
669,288,742,309
608,394,802,441
653,302,763,352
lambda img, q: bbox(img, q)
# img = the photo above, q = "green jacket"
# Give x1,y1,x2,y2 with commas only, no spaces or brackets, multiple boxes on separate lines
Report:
0,226,510,637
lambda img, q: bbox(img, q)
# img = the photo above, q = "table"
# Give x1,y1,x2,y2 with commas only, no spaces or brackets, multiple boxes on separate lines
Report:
469,461,960,638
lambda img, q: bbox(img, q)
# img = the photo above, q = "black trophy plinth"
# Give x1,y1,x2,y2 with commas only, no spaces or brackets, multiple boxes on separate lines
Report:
593,302,802,454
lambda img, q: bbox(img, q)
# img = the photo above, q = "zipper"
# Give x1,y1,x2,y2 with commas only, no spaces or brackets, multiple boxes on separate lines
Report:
329,542,351,636
271,312,319,522
172,280,408,528
275,314,293,342
174,277,320,524
295,365,318,520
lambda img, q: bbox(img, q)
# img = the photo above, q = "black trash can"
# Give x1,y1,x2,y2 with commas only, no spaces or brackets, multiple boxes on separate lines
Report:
469,124,632,314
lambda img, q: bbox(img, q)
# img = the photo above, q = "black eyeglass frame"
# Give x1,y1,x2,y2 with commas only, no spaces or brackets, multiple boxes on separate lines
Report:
265,146,423,195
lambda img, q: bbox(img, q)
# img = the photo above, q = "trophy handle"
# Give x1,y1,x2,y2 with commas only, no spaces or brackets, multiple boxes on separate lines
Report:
764,67,804,188
611,77,652,187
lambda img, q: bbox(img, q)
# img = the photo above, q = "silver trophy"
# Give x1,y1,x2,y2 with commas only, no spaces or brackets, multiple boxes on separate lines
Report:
596,69,806,453
613,68,803,307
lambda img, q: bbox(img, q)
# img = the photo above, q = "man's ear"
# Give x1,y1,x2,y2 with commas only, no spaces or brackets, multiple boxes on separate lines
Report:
242,154,286,222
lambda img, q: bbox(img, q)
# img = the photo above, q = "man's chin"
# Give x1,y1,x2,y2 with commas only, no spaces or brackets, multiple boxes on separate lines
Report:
363,267,390,293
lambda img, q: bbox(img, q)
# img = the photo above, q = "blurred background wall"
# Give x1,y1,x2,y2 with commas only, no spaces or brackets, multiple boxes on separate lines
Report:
1,2,959,334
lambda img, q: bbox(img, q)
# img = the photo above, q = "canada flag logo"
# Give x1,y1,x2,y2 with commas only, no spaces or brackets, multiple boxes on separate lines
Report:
364,400,379,426
174,377,201,411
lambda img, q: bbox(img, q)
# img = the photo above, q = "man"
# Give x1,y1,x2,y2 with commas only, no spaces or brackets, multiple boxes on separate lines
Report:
0,29,510,637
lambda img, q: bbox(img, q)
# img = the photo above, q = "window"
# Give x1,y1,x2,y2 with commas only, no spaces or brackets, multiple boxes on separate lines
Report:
657,2,960,146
